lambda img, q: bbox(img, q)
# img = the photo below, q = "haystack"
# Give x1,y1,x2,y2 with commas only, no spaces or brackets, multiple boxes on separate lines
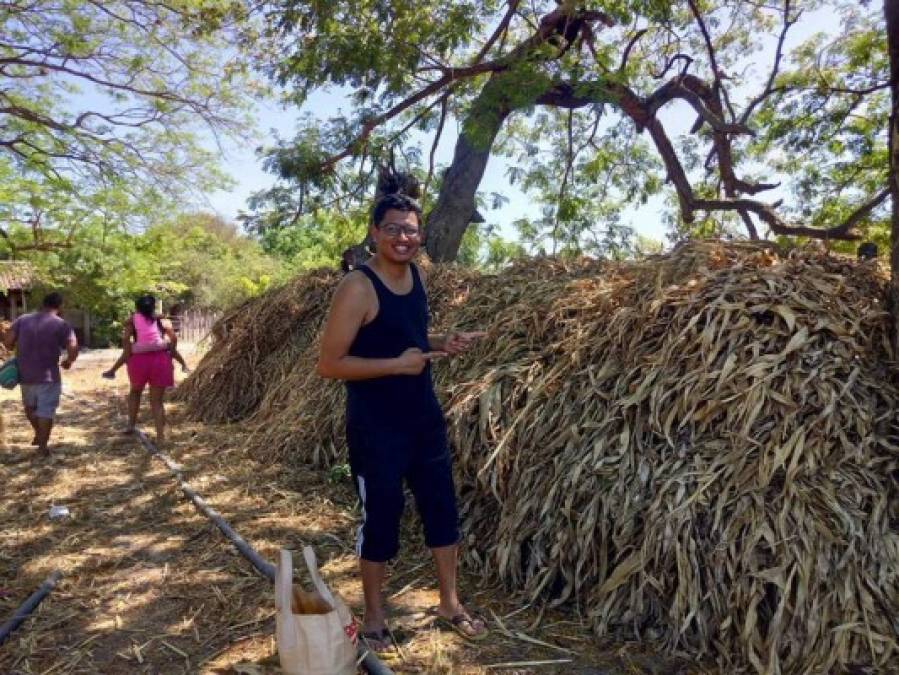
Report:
174,269,340,421
180,241,899,673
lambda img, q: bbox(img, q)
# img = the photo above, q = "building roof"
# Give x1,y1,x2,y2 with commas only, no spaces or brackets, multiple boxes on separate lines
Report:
0,261,34,291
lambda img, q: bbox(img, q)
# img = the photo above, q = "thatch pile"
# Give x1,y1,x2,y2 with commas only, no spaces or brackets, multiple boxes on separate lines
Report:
180,241,899,673
175,269,340,422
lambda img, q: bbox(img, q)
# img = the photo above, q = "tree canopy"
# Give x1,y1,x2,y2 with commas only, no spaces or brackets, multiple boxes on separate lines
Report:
22,211,281,343
244,0,891,261
0,0,254,254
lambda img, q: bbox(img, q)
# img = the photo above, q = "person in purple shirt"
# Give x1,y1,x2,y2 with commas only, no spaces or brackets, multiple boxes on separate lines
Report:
3,292,78,456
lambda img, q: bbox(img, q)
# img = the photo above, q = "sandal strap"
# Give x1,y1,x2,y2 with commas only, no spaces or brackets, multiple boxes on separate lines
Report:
451,612,484,626
361,628,390,641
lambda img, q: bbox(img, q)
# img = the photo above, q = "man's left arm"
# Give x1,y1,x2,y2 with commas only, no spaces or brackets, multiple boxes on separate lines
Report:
60,326,78,369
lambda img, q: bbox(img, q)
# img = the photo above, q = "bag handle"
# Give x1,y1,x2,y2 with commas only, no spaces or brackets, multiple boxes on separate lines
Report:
302,546,338,610
275,548,293,613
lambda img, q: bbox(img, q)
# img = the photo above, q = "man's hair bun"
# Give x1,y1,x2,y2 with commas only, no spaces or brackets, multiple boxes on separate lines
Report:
376,165,421,200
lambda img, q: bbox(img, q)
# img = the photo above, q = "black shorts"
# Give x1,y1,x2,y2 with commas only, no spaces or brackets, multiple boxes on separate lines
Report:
347,421,460,562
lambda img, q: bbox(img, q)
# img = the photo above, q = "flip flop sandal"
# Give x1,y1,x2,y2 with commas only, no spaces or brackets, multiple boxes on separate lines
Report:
360,628,401,659
436,612,490,641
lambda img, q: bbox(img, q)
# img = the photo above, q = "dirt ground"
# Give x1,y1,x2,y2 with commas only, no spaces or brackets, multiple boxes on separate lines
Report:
0,347,699,674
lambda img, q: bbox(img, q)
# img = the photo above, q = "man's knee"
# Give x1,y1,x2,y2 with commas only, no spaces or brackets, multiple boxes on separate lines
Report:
411,459,460,550
355,475,405,562
358,506,403,561
420,500,459,550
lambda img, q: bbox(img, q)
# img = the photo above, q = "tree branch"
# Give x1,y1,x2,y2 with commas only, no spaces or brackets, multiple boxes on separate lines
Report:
650,53,693,79
320,71,481,171
822,82,891,96
739,210,760,240
472,0,521,65
692,187,889,239
645,76,754,135
423,93,449,209
740,0,798,124
321,5,617,171
686,0,735,119
0,57,223,121
552,108,576,253
618,28,648,74
2,241,76,253
536,73,881,241
830,187,891,234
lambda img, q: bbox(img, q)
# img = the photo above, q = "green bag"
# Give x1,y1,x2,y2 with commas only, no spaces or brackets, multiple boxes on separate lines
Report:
0,356,19,389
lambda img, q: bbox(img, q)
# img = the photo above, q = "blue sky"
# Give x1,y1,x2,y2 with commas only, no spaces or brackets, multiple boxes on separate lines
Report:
202,5,838,246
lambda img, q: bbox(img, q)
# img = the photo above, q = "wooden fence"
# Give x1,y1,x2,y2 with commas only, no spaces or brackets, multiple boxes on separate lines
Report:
171,310,219,344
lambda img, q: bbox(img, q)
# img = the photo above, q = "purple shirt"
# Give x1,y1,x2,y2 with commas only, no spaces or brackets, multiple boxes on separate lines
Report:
11,312,76,384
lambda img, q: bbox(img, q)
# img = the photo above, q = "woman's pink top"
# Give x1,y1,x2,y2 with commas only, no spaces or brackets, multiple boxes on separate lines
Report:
132,313,168,353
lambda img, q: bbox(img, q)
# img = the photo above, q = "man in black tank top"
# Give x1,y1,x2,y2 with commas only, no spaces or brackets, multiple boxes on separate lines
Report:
318,193,488,650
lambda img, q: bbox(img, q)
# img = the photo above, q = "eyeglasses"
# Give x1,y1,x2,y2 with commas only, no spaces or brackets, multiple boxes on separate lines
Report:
378,223,421,238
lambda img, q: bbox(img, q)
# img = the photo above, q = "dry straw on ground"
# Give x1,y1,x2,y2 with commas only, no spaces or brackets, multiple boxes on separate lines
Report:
179,241,899,674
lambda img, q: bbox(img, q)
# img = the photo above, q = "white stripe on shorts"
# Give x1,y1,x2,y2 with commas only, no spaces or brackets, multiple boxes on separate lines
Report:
355,475,367,558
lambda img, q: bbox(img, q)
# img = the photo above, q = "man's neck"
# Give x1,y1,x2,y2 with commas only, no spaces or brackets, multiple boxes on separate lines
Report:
40,308,58,316
369,253,409,282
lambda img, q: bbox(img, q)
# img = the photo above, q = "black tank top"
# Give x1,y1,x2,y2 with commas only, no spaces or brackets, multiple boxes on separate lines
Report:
345,263,443,429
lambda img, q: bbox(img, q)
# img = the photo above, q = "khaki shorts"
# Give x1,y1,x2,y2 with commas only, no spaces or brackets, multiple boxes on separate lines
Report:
21,382,62,420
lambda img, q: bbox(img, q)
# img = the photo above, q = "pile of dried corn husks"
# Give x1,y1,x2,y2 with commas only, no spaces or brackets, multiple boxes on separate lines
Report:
181,241,899,673
174,269,340,422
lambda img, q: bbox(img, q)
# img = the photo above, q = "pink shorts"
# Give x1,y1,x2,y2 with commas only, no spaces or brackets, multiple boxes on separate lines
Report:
127,351,174,389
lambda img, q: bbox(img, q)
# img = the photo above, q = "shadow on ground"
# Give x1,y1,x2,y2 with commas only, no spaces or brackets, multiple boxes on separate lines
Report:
0,355,702,674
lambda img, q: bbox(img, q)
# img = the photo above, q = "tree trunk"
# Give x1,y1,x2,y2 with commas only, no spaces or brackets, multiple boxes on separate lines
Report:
887,0,899,356
424,76,513,262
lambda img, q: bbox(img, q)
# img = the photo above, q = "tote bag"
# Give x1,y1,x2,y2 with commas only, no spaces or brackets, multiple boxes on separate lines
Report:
275,547,357,675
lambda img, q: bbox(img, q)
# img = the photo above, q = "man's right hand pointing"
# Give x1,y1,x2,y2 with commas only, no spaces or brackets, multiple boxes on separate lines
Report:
394,347,447,375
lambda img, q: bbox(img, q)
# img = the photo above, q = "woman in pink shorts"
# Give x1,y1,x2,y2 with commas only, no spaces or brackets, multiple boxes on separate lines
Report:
122,294,176,444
